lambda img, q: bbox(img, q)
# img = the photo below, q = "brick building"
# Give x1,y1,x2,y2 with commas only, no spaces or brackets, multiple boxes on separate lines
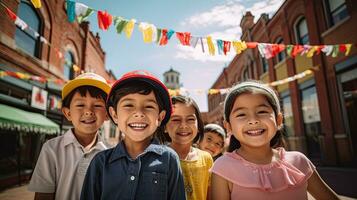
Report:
207,0,357,167
0,0,115,188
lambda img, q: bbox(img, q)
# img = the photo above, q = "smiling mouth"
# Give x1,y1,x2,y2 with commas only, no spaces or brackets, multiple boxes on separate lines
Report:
177,132,191,137
129,123,148,130
245,129,265,136
81,119,96,124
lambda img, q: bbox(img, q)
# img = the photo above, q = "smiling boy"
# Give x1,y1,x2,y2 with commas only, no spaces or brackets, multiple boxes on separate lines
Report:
80,70,185,200
28,73,110,200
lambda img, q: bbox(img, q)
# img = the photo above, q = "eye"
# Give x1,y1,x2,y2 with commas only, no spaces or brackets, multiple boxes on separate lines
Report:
207,137,212,142
236,113,245,117
215,143,223,148
257,110,269,114
76,104,84,107
94,104,104,107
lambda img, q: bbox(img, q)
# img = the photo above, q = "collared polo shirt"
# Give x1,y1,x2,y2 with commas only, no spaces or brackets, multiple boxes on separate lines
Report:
28,129,107,200
80,139,186,200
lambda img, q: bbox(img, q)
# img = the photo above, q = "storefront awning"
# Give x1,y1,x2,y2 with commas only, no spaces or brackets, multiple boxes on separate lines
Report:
0,104,60,135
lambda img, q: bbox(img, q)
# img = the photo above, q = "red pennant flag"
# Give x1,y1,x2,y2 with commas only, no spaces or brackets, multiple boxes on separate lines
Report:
5,7,17,21
246,42,258,49
97,10,113,30
339,44,347,53
159,29,168,45
291,45,303,57
176,32,191,46
223,41,231,55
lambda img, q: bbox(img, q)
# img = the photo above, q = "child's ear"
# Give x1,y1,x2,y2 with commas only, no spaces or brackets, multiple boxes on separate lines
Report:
276,112,283,129
62,107,72,121
158,110,166,125
109,106,118,124
223,120,232,134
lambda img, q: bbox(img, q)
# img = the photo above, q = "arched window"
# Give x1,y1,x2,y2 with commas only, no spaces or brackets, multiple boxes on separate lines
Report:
276,37,286,63
64,51,75,80
325,0,348,26
296,18,309,45
15,2,42,57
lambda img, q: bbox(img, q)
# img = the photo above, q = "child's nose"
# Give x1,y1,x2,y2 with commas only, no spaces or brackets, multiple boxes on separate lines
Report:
84,110,94,116
133,110,144,118
248,117,259,125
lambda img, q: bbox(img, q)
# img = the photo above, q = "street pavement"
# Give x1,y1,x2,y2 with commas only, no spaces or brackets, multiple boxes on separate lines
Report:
0,184,355,200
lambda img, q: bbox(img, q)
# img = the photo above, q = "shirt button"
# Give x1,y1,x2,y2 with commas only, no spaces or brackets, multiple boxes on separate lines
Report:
130,176,135,181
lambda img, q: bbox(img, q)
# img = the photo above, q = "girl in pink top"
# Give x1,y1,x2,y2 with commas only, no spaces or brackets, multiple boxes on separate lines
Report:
210,81,339,200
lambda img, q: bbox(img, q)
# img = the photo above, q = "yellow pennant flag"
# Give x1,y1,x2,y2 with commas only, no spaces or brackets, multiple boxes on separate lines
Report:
31,0,41,8
206,36,215,56
306,46,318,58
232,41,247,54
139,23,153,43
345,44,352,56
124,19,136,39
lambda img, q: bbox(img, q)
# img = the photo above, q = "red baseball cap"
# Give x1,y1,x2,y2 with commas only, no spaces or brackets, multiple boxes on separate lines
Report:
106,70,172,125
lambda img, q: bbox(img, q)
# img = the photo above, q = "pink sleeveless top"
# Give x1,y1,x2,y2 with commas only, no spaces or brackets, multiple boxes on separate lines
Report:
210,148,315,200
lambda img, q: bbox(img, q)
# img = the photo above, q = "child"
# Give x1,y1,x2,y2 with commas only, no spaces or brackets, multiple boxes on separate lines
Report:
80,70,185,200
198,123,226,160
166,95,213,200
28,72,111,200
210,81,340,200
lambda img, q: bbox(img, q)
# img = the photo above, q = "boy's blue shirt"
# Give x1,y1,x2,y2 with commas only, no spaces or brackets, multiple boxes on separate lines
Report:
80,138,186,200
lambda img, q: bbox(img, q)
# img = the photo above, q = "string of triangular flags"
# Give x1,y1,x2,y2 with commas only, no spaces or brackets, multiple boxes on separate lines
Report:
0,2,82,72
0,67,314,95
61,0,354,58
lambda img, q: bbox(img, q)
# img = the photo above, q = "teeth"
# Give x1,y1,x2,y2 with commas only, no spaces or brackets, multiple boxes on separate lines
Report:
129,123,147,128
247,129,264,135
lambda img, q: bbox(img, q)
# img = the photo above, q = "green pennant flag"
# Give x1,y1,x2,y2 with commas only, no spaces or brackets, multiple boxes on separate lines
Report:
156,28,162,43
286,45,293,57
332,45,339,57
114,17,128,34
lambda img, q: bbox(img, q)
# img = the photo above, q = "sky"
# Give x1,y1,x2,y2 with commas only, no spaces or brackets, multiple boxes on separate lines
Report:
81,0,284,112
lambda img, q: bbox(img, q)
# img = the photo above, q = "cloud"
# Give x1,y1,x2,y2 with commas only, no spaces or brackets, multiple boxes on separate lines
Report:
180,2,245,28
175,0,284,63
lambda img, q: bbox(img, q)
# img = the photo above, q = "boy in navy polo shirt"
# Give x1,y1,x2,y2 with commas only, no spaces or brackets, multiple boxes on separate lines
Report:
81,70,185,200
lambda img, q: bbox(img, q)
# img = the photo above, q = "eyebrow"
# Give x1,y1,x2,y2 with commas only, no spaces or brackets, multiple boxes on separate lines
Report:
120,98,157,104
231,103,270,113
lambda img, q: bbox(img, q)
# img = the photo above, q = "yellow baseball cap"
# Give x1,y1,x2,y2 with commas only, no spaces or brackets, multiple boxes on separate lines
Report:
62,72,111,100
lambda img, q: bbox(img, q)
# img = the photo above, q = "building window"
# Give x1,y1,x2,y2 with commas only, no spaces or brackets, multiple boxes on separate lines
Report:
296,18,309,45
276,37,286,63
300,83,321,158
15,2,41,57
281,92,294,137
261,56,269,73
176,76,179,84
64,51,75,80
325,0,348,26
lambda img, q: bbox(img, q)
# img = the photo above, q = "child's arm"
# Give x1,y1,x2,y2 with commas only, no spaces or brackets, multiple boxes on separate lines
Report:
307,169,340,200
34,192,55,200
210,173,230,200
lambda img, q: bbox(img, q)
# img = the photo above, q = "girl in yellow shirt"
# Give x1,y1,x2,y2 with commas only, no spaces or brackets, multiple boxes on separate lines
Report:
165,95,213,200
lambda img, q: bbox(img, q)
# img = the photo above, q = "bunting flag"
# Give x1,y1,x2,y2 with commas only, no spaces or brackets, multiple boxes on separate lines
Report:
138,22,154,43
176,32,191,46
66,0,76,23
207,36,215,56
5,7,28,30
31,0,41,8
98,10,113,30
124,19,136,38
2,1,356,60
75,3,94,23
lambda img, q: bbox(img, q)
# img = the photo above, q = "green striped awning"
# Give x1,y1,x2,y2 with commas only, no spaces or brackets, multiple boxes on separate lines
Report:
0,104,59,135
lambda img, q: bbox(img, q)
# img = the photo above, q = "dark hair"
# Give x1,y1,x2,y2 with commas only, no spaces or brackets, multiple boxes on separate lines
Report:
201,124,226,142
165,95,204,144
108,81,167,143
62,86,107,108
224,80,285,152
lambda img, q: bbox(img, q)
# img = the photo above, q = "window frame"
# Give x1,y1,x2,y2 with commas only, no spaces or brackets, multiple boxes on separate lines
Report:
295,17,309,45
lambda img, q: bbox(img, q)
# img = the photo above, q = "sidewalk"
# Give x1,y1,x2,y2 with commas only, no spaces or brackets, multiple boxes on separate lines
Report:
0,184,356,200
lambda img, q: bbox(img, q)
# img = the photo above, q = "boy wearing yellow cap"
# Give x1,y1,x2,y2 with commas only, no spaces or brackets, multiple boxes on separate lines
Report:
28,73,111,200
